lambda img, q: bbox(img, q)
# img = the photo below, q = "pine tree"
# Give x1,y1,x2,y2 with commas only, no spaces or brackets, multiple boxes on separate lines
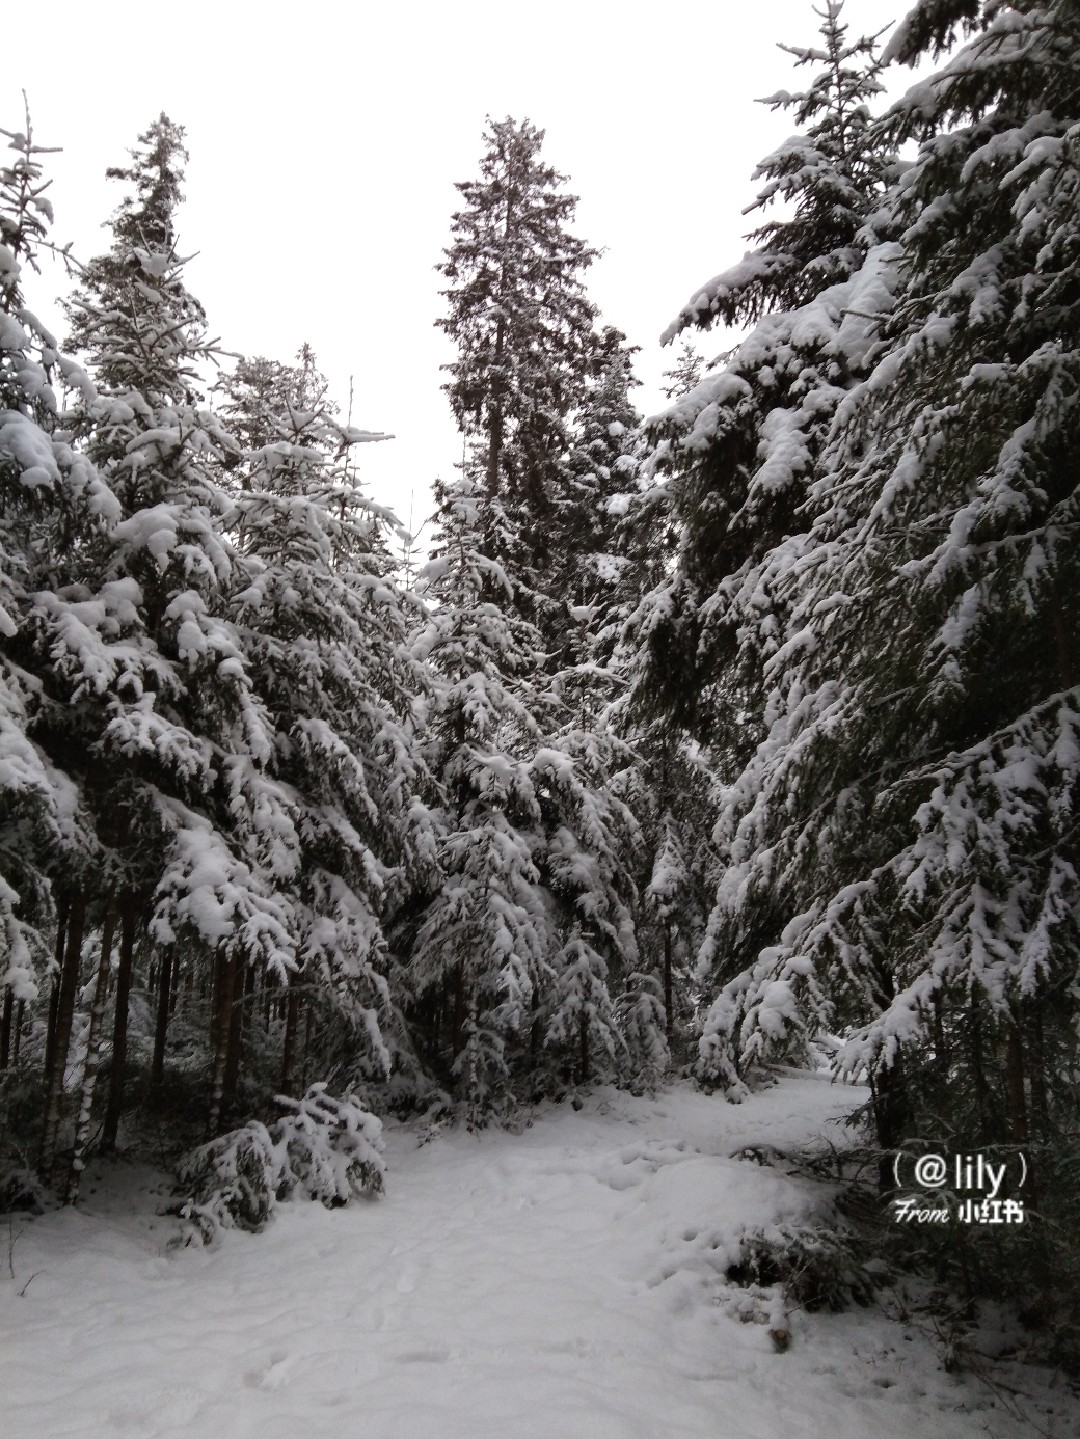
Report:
0,111,115,1082
56,115,297,1156
663,0,894,341
406,465,642,1107
218,347,425,1096
691,4,1080,1327
554,326,642,642
406,470,556,1112
661,341,705,400
627,0,896,743
436,116,599,613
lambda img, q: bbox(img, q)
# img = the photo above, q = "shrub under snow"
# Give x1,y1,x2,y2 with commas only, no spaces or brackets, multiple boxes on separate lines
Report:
175,1084,385,1243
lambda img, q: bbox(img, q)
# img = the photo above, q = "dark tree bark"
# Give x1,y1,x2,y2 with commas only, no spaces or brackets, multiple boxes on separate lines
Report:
0,986,12,1069
12,1000,24,1066
663,919,674,1043
151,946,173,1086
40,890,87,1180
280,974,301,1095
102,894,137,1151
207,947,232,1137
44,891,72,1078
67,898,118,1201
1005,1020,1029,1145
221,956,246,1120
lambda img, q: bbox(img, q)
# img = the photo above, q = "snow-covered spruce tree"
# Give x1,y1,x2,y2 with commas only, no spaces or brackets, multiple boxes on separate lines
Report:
218,347,430,1102
57,115,301,1155
406,469,557,1115
405,468,641,1111
695,2,1080,1318
436,116,599,634
664,0,893,336
0,113,117,1108
554,325,643,671
627,0,897,745
660,341,705,401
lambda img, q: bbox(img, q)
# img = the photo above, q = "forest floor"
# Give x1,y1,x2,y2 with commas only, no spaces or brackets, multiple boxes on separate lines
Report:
3,1075,1076,1439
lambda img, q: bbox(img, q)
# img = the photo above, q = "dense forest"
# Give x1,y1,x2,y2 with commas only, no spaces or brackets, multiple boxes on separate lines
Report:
2,0,1079,1367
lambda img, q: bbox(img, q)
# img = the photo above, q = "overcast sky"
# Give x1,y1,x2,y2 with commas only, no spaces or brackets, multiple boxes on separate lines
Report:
7,0,916,540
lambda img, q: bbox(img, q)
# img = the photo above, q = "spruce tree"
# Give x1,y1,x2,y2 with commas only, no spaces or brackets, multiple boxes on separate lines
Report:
691,2,1080,1327
0,112,114,1074
663,0,893,341
628,0,896,742
406,469,557,1112
406,465,642,1107
436,116,598,616
218,347,425,1095
58,115,298,1152
660,341,705,401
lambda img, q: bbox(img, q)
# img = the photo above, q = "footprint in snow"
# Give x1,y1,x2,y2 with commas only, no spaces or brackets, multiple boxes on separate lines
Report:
243,1350,293,1391
395,1345,452,1363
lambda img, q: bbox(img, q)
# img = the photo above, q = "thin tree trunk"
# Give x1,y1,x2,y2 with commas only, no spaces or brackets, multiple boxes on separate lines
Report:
0,986,12,1069
207,948,232,1137
301,995,313,1091
221,957,246,1120
151,947,173,1086
1005,1020,1029,1145
968,1001,989,1142
1029,1005,1049,1140
280,976,300,1095
44,892,71,1078
663,919,673,1043
579,1009,590,1086
40,890,87,1181
485,317,506,495
451,966,465,1059
870,1055,908,1193
12,1000,24,1066
169,947,181,1016
102,894,137,1152
464,1000,479,1112
242,958,255,1043
66,900,117,1201
530,984,541,1057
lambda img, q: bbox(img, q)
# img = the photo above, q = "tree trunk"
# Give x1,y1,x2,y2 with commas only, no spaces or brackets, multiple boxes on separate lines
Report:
102,894,137,1152
169,946,181,1016
968,1001,990,1143
280,975,300,1095
207,948,232,1137
301,997,312,1092
870,1055,909,1193
485,317,506,496
66,900,117,1201
579,1009,590,1085
221,956,246,1120
44,891,71,1077
663,919,673,1043
1028,1004,1049,1141
40,890,87,1181
0,986,12,1069
12,1000,24,1066
151,947,173,1086
1005,1020,1029,1145
464,1000,479,1112
451,966,465,1060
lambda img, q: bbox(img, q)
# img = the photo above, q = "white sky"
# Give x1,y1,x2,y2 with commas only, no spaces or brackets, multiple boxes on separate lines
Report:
7,0,915,542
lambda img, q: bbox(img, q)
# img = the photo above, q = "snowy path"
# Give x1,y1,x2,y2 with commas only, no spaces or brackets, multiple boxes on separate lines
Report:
1,1079,1061,1438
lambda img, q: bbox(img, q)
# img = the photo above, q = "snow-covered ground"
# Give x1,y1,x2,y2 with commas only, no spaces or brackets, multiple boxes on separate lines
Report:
3,1077,1073,1438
